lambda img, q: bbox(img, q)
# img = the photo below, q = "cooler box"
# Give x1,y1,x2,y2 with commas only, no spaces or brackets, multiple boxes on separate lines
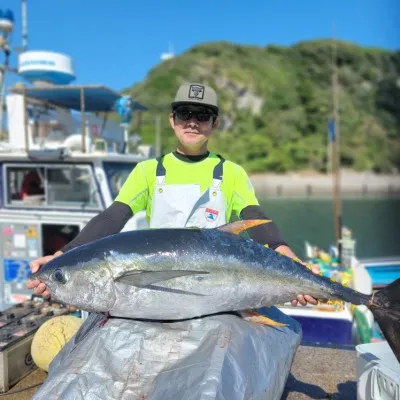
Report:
356,341,400,400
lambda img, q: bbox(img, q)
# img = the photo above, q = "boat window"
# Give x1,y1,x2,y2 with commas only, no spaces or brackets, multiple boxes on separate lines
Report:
4,164,102,210
102,161,137,199
6,166,46,204
46,165,100,208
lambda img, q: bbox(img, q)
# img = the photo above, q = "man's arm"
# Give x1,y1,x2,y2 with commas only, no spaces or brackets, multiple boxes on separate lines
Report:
28,162,149,299
63,161,150,252
239,205,288,250
240,205,319,306
61,201,133,252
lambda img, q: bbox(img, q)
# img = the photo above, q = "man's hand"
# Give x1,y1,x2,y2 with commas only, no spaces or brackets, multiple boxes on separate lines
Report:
291,263,321,306
26,250,63,299
274,245,322,307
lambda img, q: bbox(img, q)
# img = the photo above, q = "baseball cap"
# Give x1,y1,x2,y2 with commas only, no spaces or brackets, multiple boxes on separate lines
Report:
171,82,218,114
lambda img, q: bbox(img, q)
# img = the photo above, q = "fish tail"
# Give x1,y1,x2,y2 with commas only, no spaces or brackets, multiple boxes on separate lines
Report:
368,278,400,363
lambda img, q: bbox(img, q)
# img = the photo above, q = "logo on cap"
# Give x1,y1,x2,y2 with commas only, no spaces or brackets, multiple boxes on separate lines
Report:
188,85,204,100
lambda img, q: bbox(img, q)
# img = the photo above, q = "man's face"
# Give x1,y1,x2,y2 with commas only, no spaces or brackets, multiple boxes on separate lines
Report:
169,106,218,151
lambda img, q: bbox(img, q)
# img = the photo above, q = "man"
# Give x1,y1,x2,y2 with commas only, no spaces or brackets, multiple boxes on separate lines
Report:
27,82,318,307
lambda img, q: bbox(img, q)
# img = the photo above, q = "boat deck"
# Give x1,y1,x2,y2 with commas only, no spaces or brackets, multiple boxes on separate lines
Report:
5,343,357,399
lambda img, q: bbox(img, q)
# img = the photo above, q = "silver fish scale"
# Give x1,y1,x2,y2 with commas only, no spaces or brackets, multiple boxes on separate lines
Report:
105,244,312,320
35,228,367,320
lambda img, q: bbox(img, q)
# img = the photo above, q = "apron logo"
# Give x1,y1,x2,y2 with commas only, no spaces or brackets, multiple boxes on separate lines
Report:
205,208,219,222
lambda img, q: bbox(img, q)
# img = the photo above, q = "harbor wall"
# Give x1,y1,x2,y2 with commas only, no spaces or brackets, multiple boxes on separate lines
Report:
250,171,400,198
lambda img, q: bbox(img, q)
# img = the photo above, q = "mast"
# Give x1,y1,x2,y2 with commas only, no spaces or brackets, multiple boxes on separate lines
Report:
0,9,13,136
0,1,25,136
331,22,342,262
0,45,9,135
21,0,28,51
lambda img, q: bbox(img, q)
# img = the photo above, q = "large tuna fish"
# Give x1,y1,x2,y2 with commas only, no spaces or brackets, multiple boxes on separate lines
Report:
30,220,400,361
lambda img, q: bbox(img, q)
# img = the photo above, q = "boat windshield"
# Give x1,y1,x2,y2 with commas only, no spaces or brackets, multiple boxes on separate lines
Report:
102,161,137,199
3,163,102,210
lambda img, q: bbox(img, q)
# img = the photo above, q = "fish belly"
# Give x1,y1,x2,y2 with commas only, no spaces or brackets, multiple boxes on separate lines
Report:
108,268,308,320
106,249,337,320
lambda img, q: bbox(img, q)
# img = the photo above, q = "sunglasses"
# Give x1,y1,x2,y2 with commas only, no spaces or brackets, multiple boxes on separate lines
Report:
174,108,215,123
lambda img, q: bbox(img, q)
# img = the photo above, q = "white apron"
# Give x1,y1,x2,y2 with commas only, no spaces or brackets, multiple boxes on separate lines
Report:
149,155,227,229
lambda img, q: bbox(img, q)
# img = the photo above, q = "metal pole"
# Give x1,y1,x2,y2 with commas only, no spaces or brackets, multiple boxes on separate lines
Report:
331,22,342,262
123,125,129,153
0,68,5,136
21,0,28,51
80,87,86,153
23,86,29,151
0,34,10,137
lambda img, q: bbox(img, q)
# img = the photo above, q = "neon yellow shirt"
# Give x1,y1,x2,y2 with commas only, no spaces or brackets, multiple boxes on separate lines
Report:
115,152,259,223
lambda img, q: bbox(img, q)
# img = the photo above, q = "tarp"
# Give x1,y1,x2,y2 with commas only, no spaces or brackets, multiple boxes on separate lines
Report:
10,85,148,112
32,306,302,400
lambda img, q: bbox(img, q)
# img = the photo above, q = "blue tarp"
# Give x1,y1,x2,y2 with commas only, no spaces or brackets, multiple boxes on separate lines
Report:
10,85,147,113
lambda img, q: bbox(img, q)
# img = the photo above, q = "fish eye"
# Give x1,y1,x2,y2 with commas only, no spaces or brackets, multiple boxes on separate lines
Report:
53,269,66,284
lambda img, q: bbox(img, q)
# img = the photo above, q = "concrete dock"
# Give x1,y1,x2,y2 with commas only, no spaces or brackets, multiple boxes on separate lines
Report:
282,344,357,399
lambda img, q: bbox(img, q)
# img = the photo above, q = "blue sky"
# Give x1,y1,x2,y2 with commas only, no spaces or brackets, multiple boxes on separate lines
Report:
1,0,399,92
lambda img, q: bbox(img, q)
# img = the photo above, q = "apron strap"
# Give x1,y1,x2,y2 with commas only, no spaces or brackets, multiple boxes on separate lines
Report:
156,155,166,177
156,155,166,185
212,155,225,187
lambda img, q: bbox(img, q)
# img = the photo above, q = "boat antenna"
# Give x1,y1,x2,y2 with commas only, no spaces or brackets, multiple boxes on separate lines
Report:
21,0,28,51
0,8,14,136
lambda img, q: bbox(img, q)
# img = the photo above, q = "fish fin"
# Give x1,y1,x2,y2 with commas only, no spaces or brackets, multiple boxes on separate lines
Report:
368,278,400,363
238,309,287,327
146,284,208,296
114,270,209,288
217,220,271,235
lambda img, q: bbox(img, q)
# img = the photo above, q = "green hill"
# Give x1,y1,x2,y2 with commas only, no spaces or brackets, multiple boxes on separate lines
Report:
123,40,400,174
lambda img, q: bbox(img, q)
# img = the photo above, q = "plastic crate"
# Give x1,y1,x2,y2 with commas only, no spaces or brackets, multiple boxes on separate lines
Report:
356,341,400,400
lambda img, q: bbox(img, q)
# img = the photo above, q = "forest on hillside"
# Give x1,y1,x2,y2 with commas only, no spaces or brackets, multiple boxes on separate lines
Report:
124,40,400,174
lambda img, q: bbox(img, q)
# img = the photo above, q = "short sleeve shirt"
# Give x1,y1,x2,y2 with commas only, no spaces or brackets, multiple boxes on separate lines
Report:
115,152,259,223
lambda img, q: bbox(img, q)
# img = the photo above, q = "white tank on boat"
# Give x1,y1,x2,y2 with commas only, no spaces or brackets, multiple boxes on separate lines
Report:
18,51,75,85
0,9,14,33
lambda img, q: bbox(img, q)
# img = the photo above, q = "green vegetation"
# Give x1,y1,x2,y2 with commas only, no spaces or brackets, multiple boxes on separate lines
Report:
123,39,400,174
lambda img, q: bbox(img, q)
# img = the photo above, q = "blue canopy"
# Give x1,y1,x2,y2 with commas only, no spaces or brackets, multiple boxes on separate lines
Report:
10,85,148,112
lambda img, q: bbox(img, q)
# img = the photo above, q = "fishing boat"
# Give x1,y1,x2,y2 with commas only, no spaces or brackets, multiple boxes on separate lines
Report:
278,31,400,398
275,32,379,348
278,227,376,347
359,256,400,290
0,47,152,312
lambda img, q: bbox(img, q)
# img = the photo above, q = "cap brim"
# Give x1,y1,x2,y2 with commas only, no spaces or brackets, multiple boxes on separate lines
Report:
171,101,218,114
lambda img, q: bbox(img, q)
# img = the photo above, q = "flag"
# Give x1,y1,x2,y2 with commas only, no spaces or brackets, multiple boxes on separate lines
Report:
328,120,335,142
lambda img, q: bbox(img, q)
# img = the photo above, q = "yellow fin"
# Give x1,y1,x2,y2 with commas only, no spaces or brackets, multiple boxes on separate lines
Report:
239,309,287,327
217,220,271,235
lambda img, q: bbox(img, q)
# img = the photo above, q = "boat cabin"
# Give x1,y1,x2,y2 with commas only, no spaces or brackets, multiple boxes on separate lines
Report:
0,84,151,310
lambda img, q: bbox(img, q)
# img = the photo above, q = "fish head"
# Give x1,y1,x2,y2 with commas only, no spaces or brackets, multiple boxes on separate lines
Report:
30,255,116,313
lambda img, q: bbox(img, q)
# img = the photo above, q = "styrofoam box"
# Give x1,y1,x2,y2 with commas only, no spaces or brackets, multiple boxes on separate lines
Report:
356,341,400,400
